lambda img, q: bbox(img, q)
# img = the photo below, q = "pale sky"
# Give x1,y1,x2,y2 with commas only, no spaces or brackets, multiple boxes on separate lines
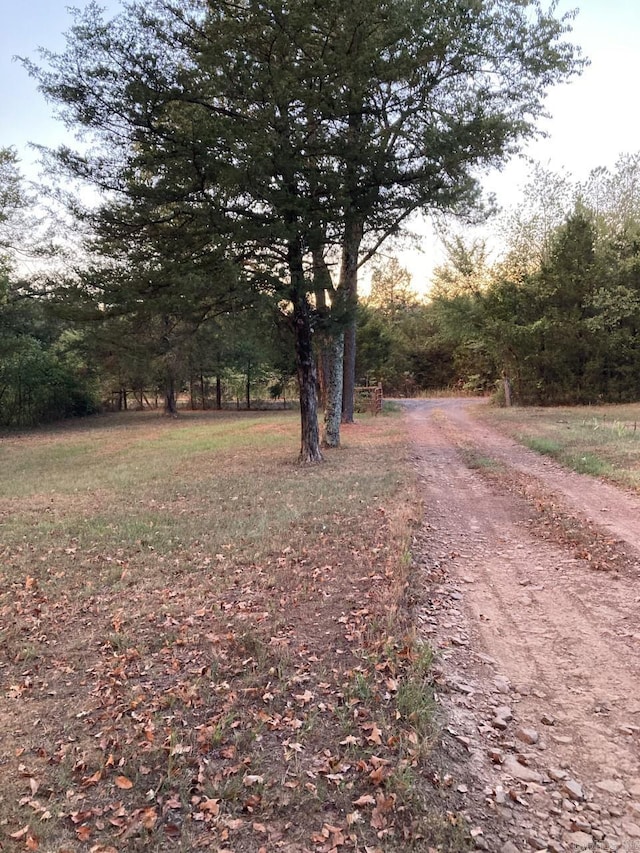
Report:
1,0,639,288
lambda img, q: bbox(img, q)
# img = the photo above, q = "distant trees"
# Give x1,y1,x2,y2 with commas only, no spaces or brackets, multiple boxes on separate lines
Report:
0,148,98,427
369,155,640,406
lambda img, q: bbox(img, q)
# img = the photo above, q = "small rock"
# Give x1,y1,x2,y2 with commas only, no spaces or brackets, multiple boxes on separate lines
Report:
549,768,568,782
489,748,504,764
566,831,593,848
541,713,556,726
547,843,563,853
628,780,640,797
591,830,605,842
501,842,521,853
494,676,511,694
622,821,640,838
563,779,585,801
450,679,475,694
596,779,626,795
503,756,543,783
527,835,548,850
608,806,624,817
516,727,540,745
629,801,640,818
496,705,513,721
553,735,573,745
571,818,591,832
493,717,509,730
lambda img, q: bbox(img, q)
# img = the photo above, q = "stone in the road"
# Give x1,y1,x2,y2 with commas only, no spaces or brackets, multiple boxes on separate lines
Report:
494,675,511,694
503,756,543,783
496,705,513,721
515,727,539,745
500,842,521,853
552,734,573,744
622,821,640,838
595,779,626,795
565,830,593,848
563,779,585,801
549,768,567,782
540,713,556,726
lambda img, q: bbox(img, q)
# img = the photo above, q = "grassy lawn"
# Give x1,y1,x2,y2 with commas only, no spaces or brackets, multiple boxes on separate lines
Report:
480,403,640,491
0,409,466,852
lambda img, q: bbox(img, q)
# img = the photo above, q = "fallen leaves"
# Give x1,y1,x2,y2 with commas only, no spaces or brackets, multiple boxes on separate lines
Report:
1,415,460,852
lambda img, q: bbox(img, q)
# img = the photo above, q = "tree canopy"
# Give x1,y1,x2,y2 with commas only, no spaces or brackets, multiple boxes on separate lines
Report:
18,0,585,451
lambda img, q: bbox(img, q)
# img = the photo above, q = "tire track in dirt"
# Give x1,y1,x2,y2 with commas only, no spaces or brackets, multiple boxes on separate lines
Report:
404,398,640,853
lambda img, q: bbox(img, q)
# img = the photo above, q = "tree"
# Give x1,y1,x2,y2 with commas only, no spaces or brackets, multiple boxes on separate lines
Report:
26,0,584,456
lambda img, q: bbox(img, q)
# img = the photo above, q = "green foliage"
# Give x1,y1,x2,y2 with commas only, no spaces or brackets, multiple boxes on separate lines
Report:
19,0,584,447
358,154,640,405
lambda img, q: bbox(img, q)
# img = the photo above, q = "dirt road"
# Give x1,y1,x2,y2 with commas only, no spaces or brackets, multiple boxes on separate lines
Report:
404,398,640,853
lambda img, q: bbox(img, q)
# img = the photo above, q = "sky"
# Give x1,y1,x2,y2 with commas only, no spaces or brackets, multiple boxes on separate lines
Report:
1,0,639,289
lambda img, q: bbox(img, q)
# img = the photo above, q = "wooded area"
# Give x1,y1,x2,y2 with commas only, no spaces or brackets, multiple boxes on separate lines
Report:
1,0,586,454
358,156,640,405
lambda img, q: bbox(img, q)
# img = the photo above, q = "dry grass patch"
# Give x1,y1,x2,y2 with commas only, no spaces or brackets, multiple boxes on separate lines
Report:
0,410,468,852
479,403,640,491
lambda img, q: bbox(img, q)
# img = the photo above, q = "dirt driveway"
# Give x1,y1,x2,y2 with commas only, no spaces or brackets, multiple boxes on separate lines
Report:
403,398,640,853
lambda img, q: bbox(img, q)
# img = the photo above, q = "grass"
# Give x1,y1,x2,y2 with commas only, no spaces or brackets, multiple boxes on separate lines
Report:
0,408,469,852
480,402,640,491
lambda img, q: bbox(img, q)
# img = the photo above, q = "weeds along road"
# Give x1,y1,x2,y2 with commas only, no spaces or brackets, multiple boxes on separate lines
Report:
403,398,640,853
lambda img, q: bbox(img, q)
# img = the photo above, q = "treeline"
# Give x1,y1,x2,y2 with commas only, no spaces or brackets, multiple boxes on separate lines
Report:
358,155,640,405
1,146,296,428
1,1,580,452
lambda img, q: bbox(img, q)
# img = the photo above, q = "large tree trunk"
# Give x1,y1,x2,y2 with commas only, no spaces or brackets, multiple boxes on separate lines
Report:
164,370,177,415
311,246,343,448
290,241,323,463
340,219,363,423
323,331,344,447
314,283,331,412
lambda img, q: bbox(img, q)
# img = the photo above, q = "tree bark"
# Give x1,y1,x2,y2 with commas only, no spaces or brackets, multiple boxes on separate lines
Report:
216,374,222,410
314,284,331,411
164,370,177,415
503,373,513,407
311,246,343,446
323,331,344,447
340,219,363,423
290,241,323,463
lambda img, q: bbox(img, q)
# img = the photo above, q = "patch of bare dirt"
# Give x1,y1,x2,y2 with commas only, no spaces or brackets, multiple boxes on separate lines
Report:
404,398,640,853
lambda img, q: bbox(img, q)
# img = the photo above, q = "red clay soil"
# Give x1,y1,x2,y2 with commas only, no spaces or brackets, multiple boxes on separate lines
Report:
405,398,640,853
